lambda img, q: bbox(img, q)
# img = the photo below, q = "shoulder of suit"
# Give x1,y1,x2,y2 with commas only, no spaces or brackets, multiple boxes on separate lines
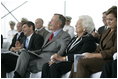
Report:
82,34,94,41
62,30,71,36
41,27,49,33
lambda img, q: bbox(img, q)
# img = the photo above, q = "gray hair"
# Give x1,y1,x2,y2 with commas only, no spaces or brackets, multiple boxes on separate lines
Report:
79,15,95,33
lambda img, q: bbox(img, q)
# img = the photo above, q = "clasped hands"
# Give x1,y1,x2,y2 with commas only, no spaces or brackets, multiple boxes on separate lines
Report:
49,54,66,66
10,41,23,52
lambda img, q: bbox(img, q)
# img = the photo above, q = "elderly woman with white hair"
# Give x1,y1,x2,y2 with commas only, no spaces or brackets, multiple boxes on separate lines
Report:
41,15,97,78
69,6,117,78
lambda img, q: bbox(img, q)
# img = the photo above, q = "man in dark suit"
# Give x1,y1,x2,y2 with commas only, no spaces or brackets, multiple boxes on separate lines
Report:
35,18,49,39
9,22,24,51
14,13,71,78
1,21,44,78
92,11,108,43
1,22,24,78
98,11,108,35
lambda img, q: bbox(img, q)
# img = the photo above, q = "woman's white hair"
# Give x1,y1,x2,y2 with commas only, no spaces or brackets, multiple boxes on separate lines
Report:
79,15,95,33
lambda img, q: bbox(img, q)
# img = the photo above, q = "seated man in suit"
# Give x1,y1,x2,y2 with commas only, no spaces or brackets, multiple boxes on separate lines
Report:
14,13,71,78
35,18,49,39
41,15,97,78
1,21,44,78
1,22,24,78
92,11,108,43
98,11,108,35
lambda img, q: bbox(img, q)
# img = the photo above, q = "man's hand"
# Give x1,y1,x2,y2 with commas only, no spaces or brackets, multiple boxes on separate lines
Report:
10,41,23,52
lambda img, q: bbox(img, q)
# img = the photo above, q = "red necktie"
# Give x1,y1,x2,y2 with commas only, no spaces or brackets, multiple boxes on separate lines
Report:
48,33,54,41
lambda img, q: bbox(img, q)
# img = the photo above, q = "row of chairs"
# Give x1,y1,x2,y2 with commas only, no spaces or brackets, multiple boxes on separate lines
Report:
3,41,117,78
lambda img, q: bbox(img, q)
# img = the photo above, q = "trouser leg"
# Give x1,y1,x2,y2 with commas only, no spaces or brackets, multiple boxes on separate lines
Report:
70,58,106,78
14,51,30,77
41,63,50,78
49,62,72,78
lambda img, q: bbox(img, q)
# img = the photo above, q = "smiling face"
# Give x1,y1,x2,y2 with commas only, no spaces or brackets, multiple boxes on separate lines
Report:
106,13,117,29
22,24,32,36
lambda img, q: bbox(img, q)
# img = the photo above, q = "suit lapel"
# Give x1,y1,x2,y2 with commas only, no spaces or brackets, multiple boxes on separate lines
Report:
100,29,111,48
42,33,51,47
66,37,76,53
27,33,34,50
69,37,82,51
17,32,24,40
102,30,114,48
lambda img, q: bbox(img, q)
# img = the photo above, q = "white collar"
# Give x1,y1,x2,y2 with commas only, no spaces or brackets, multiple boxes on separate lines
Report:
26,33,33,41
35,27,44,31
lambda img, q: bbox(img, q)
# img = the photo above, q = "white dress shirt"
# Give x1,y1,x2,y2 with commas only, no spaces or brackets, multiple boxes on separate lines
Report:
25,33,33,49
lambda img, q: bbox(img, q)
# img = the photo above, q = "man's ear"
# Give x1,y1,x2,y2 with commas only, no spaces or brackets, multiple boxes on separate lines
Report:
30,25,33,30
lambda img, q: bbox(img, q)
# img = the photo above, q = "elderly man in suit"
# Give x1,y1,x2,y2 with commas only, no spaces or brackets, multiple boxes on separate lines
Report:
35,18,49,39
13,13,71,78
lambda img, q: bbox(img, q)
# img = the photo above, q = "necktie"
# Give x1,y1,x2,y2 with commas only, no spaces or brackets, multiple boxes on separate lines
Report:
48,33,54,41
35,30,38,34
25,37,29,49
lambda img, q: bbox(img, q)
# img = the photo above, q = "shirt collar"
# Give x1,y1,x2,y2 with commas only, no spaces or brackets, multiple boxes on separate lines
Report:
53,29,62,37
26,33,33,41
35,27,44,31
17,32,22,35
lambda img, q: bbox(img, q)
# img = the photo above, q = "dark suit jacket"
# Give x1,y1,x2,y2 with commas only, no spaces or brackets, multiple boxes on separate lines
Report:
23,33,44,51
98,26,107,35
64,34,97,62
9,32,24,50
